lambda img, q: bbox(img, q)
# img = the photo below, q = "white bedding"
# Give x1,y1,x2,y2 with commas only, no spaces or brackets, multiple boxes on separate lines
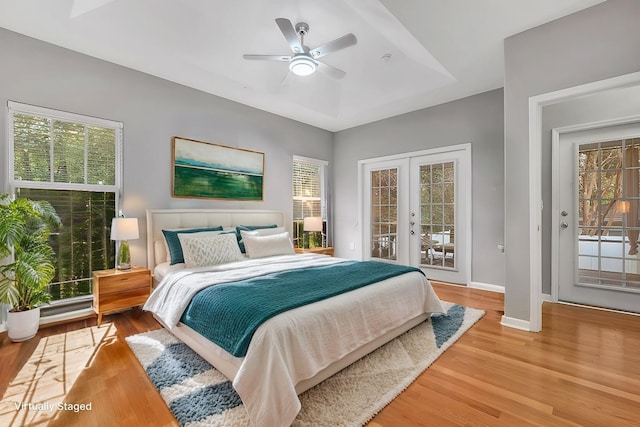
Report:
152,261,185,282
144,254,445,427
145,254,345,328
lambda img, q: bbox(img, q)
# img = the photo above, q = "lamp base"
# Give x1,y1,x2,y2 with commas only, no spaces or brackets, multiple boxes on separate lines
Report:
117,240,132,271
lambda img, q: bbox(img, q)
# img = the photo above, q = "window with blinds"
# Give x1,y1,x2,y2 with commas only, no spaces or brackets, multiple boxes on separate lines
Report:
7,102,122,305
292,156,328,248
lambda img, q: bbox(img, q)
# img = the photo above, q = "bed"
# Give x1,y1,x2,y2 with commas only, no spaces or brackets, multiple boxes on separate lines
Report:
144,208,445,427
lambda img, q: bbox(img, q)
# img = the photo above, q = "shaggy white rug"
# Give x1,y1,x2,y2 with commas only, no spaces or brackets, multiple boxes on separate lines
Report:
126,302,484,426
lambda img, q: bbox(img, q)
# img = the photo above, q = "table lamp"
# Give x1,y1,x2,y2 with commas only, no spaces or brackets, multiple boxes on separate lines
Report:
110,217,139,270
303,216,323,248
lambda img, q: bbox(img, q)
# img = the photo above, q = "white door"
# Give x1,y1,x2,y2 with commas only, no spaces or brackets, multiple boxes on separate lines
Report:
557,123,640,313
363,159,410,264
362,146,470,284
409,152,469,284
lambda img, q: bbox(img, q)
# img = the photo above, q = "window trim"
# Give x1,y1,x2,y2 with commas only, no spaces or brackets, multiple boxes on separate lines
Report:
5,101,123,322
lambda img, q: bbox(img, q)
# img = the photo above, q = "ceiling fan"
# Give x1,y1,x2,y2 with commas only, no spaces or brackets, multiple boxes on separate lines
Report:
243,18,357,79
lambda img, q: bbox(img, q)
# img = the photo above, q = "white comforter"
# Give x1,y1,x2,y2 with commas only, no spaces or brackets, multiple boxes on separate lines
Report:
144,254,445,427
145,254,346,328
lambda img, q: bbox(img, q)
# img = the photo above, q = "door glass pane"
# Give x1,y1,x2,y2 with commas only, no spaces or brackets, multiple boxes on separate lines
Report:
420,161,455,269
577,138,640,290
370,168,397,261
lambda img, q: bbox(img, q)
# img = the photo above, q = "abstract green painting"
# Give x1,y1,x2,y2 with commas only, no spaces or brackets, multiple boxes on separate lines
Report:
172,137,264,200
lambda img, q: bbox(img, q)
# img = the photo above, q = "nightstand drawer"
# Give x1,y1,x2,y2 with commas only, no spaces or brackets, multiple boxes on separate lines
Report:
96,287,150,313
97,271,150,294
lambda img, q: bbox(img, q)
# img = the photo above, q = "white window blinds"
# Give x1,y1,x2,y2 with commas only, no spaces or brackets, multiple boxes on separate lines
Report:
10,103,120,190
292,156,327,220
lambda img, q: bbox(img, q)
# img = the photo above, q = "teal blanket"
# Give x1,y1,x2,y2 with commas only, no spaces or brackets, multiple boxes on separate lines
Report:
180,260,423,357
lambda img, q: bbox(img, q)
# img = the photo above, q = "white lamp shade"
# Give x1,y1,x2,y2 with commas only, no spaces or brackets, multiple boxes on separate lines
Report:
110,217,139,241
303,216,323,232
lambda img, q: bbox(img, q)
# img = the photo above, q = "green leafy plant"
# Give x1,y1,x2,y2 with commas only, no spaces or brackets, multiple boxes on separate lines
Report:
0,194,61,311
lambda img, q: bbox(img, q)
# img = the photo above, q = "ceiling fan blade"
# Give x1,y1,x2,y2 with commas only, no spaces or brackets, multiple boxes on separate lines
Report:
243,54,291,61
316,61,346,79
275,18,304,53
309,34,357,59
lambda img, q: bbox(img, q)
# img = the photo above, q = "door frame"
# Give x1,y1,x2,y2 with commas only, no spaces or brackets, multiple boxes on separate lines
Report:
357,143,472,284
528,70,640,332
551,114,640,303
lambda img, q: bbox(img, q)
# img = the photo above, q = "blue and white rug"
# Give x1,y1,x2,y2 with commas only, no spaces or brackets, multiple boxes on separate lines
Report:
126,303,484,427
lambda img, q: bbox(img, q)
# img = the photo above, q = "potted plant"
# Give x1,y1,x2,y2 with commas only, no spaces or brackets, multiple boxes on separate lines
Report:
0,194,61,342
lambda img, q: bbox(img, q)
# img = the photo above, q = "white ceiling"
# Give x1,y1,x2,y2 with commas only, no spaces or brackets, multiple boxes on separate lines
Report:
0,0,604,131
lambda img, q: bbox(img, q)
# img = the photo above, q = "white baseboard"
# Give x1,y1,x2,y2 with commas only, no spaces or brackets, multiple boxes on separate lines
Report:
541,293,552,302
0,307,94,333
39,308,95,326
500,315,531,331
469,281,505,293
557,301,640,317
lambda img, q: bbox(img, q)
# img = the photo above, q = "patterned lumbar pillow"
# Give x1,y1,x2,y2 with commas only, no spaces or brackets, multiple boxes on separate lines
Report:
162,226,223,265
178,233,244,268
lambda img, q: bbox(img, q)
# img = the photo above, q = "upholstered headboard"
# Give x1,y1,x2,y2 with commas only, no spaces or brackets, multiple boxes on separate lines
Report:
146,208,286,271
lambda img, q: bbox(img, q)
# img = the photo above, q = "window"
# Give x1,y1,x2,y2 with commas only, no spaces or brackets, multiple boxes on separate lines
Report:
292,156,328,248
7,102,122,309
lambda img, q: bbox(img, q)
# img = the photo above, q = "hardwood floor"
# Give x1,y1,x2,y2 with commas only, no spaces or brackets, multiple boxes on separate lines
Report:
1,283,638,426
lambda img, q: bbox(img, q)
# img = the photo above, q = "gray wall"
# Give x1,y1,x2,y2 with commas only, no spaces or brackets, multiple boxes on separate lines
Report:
541,85,640,294
504,0,640,321
333,89,505,287
0,28,333,268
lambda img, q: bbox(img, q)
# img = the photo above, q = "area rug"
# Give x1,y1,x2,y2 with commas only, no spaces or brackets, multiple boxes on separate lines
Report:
126,302,484,426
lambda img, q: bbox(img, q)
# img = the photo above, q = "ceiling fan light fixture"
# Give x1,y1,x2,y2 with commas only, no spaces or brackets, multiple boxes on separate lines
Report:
289,56,316,76
243,18,356,80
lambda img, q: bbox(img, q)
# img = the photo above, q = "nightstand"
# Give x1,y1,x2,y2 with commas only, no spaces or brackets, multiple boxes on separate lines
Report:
93,267,151,326
295,247,335,256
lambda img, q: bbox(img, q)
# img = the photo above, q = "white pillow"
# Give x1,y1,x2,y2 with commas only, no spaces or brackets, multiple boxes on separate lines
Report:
242,226,287,237
154,240,168,266
240,231,295,259
178,233,244,268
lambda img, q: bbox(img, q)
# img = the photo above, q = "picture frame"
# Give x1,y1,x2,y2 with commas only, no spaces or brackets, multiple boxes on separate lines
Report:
172,136,264,200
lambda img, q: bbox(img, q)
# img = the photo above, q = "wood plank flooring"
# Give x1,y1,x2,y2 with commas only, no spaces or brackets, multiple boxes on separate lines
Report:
1,283,638,426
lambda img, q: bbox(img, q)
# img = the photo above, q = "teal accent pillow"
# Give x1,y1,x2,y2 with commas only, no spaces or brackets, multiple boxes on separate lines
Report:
236,224,278,253
162,226,223,265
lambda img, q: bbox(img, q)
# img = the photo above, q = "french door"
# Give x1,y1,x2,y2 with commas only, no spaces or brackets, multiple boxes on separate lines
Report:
362,145,470,284
555,122,640,312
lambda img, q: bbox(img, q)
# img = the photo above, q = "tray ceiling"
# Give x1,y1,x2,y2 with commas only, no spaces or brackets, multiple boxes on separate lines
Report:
0,0,604,131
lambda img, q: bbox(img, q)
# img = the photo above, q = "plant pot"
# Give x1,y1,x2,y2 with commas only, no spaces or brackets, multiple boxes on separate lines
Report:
7,307,41,342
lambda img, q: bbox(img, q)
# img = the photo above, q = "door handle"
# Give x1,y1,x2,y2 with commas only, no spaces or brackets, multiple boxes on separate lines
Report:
410,230,415,235
561,222,569,229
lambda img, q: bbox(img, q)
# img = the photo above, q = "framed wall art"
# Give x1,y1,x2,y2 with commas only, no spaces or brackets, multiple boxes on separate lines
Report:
172,137,264,200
